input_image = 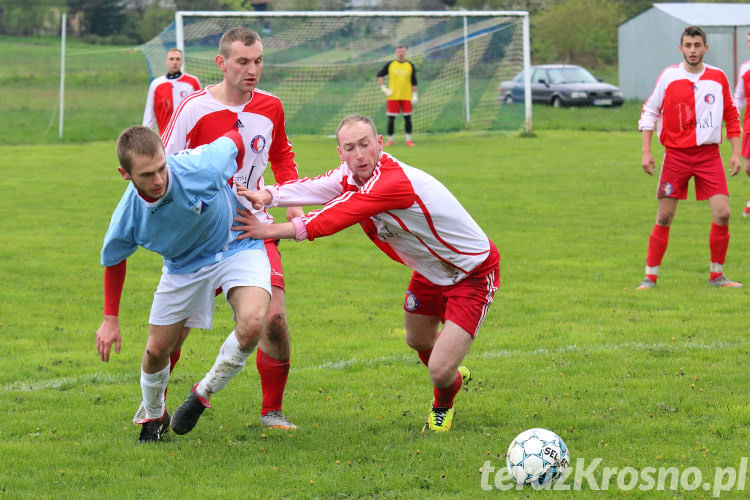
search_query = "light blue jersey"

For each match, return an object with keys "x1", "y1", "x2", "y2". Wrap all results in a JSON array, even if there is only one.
[{"x1": 101, "y1": 136, "x2": 263, "y2": 274}]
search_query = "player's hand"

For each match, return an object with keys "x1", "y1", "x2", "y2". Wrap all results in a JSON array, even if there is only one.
[
  {"x1": 286, "y1": 206, "x2": 304, "y2": 221},
  {"x1": 233, "y1": 208, "x2": 267, "y2": 240},
  {"x1": 411, "y1": 92, "x2": 418, "y2": 104},
  {"x1": 642, "y1": 152, "x2": 655, "y2": 175},
  {"x1": 729, "y1": 152, "x2": 741, "y2": 177},
  {"x1": 236, "y1": 185, "x2": 272, "y2": 209},
  {"x1": 380, "y1": 85, "x2": 393, "y2": 97},
  {"x1": 96, "y1": 315, "x2": 121, "y2": 362}
]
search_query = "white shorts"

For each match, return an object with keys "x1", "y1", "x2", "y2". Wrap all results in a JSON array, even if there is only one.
[{"x1": 149, "y1": 249, "x2": 271, "y2": 329}]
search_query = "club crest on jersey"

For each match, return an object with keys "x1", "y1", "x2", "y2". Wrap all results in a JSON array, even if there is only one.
[
  {"x1": 658, "y1": 182, "x2": 674, "y2": 198},
  {"x1": 191, "y1": 199, "x2": 208, "y2": 215},
  {"x1": 404, "y1": 290, "x2": 419, "y2": 312},
  {"x1": 704, "y1": 94, "x2": 715, "y2": 104},
  {"x1": 250, "y1": 135, "x2": 266, "y2": 153}
]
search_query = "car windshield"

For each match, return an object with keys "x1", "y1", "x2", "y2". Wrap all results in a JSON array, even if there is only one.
[{"x1": 546, "y1": 67, "x2": 598, "y2": 84}]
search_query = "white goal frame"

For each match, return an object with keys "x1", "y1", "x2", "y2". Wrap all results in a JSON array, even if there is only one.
[{"x1": 174, "y1": 10, "x2": 532, "y2": 133}]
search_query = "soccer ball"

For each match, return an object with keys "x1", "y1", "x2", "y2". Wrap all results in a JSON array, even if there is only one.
[{"x1": 506, "y1": 428, "x2": 570, "y2": 487}]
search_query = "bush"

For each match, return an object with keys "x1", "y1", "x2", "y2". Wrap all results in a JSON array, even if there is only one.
[{"x1": 532, "y1": 0, "x2": 623, "y2": 68}]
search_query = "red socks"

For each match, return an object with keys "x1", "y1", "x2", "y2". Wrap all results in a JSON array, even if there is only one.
[
  {"x1": 417, "y1": 348, "x2": 432, "y2": 366},
  {"x1": 256, "y1": 348, "x2": 290, "y2": 416},
  {"x1": 418, "y1": 348, "x2": 463, "y2": 408},
  {"x1": 433, "y1": 371, "x2": 463, "y2": 408},
  {"x1": 169, "y1": 349, "x2": 181, "y2": 373},
  {"x1": 646, "y1": 224, "x2": 670, "y2": 282},
  {"x1": 709, "y1": 223, "x2": 729, "y2": 281}
]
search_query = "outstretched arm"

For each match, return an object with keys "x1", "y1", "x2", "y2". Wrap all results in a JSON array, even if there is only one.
[
  {"x1": 236, "y1": 185, "x2": 272, "y2": 209},
  {"x1": 233, "y1": 208, "x2": 297, "y2": 240}
]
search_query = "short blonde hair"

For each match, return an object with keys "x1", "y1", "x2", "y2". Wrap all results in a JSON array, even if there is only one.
[
  {"x1": 336, "y1": 114, "x2": 378, "y2": 143},
  {"x1": 116, "y1": 126, "x2": 164, "y2": 174},
  {"x1": 219, "y1": 27, "x2": 262, "y2": 58}
]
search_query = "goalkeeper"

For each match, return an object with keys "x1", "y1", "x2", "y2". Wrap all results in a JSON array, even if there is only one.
[
  {"x1": 232, "y1": 114, "x2": 500, "y2": 434},
  {"x1": 377, "y1": 45, "x2": 418, "y2": 147}
]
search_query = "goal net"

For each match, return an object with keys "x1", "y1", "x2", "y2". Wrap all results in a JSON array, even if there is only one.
[{"x1": 138, "y1": 11, "x2": 530, "y2": 135}]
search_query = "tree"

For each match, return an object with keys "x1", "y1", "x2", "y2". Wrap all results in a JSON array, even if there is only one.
[
  {"x1": 67, "y1": 0, "x2": 125, "y2": 37},
  {"x1": 532, "y1": 0, "x2": 623, "y2": 68}
]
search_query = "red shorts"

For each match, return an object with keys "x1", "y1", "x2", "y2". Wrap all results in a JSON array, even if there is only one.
[
  {"x1": 742, "y1": 133, "x2": 750, "y2": 159},
  {"x1": 265, "y1": 239, "x2": 285, "y2": 290},
  {"x1": 386, "y1": 100, "x2": 413, "y2": 116},
  {"x1": 403, "y1": 242, "x2": 500, "y2": 337},
  {"x1": 657, "y1": 145, "x2": 728, "y2": 200}
]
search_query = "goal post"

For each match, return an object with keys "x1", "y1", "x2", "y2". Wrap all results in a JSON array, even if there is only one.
[{"x1": 138, "y1": 10, "x2": 531, "y2": 135}]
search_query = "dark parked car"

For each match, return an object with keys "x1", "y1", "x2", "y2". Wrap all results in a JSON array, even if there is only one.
[{"x1": 499, "y1": 64, "x2": 624, "y2": 107}]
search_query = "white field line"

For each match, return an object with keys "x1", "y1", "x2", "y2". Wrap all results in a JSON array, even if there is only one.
[{"x1": 2, "y1": 339, "x2": 744, "y2": 393}]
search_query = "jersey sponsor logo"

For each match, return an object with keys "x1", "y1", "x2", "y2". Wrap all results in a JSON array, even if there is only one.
[
  {"x1": 151, "y1": 195, "x2": 174, "y2": 214},
  {"x1": 694, "y1": 111, "x2": 714, "y2": 129},
  {"x1": 704, "y1": 93, "x2": 715, "y2": 104},
  {"x1": 404, "y1": 290, "x2": 419, "y2": 311},
  {"x1": 250, "y1": 134, "x2": 266, "y2": 153},
  {"x1": 676, "y1": 104, "x2": 714, "y2": 131},
  {"x1": 233, "y1": 119, "x2": 244, "y2": 130},
  {"x1": 658, "y1": 182, "x2": 674, "y2": 198}
]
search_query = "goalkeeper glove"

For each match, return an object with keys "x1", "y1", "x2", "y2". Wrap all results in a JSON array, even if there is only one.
[
  {"x1": 411, "y1": 92, "x2": 418, "y2": 104},
  {"x1": 380, "y1": 85, "x2": 393, "y2": 97}
]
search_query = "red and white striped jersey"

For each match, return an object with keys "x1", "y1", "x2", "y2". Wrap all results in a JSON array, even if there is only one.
[
  {"x1": 161, "y1": 86, "x2": 298, "y2": 224},
  {"x1": 733, "y1": 59, "x2": 750, "y2": 131},
  {"x1": 142, "y1": 73, "x2": 201, "y2": 134},
  {"x1": 267, "y1": 153, "x2": 492, "y2": 286},
  {"x1": 639, "y1": 62, "x2": 740, "y2": 148}
]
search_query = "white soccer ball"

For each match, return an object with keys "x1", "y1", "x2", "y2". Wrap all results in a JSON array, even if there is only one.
[{"x1": 506, "y1": 428, "x2": 570, "y2": 487}]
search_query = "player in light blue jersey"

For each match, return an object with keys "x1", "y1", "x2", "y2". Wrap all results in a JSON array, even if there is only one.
[{"x1": 96, "y1": 126, "x2": 272, "y2": 442}]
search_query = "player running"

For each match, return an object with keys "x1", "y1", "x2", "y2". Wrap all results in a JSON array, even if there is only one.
[
  {"x1": 637, "y1": 25, "x2": 742, "y2": 289},
  {"x1": 159, "y1": 27, "x2": 301, "y2": 430},
  {"x1": 233, "y1": 114, "x2": 499, "y2": 433},
  {"x1": 96, "y1": 126, "x2": 271, "y2": 442}
]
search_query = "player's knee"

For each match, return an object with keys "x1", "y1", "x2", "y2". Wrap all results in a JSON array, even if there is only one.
[
  {"x1": 264, "y1": 310, "x2": 289, "y2": 344},
  {"x1": 714, "y1": 210, "x2": 730, "y2": 225},
  {"x1": 655, "y1": 212, "x2": 674, "y2": 226},
  {"x1": 428, "y1": 363, "x2": 456, "y2": 387},
  {"x1": 235, "y1": 314, "x2": 265, "y2": 349},
  {"x1": 143, "y1": 343, "x2": 171, "y2": 364},
  {"x1": 404, "y1": 333, "x2": 431, "y2": 352}
]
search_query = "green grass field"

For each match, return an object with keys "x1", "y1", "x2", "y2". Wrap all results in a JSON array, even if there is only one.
[
  {"x1": 2, "y1": 35, "x2": 750, "y2": 498},
  {"x1": 3, "y1": 130, "x2": 750, "y2": 498}
]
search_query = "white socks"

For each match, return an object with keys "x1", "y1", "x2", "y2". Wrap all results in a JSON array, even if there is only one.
[
  {"x1": 140, "y1": 364, "x2": 170, "y2": 420},
  {"x1": 196, "y1": 330, "x2": 254, "y2": 400}
]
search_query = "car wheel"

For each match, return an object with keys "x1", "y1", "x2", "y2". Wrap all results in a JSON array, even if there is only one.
[
  {"x1": 504, "y1": 95, "x2": 514, "y2": 104},
  {"x1": 551, "y1": 96, "x2": 562, "y2": 108}
]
